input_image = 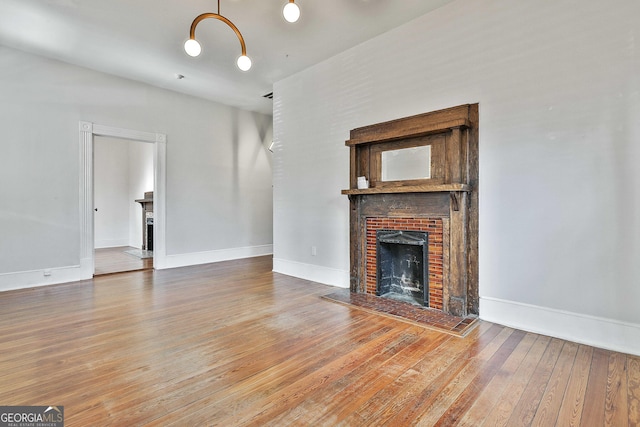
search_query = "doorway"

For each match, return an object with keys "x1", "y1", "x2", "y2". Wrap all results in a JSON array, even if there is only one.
[
  {"x1": 94, "y1": 136, "x2": 154, "y2": 275},
  {"x1": 78, "y1": 122, "x2": 167, "y2": 278}
]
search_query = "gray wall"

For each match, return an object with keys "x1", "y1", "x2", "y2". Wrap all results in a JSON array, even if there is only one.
[
  {"x1": 272, "y1": 0, "x2": 640, "y2": 353},
  {"x1": 0, "y1": 45, "x2": 273, "y2": 282}
]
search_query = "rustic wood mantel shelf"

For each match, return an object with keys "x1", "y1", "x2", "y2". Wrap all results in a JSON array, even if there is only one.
[{"x1": 341, "y1": 183, "x2": 470, "y2": 195}]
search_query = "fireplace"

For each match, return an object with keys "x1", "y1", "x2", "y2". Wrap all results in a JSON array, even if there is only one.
[
  {"x1": 376, "y1": 230, "x2": 429, "y2": 306},
  {"x1": 366, "y1": 217, "x2": 444, "y2": 309},
  {"x1": 342, "y1": 103, "x2": 479, "y2": 317}
]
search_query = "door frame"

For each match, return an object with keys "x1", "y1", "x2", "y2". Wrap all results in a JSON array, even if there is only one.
[{"x1": 79, "y1": 121, "x2": 167, "y2": 276}]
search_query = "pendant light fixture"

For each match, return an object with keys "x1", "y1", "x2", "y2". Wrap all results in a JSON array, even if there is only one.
[
  {"x1": 184, "y1": 0, "x2": 251, "y2": 71},
  {"x1": 282, "y1": 0, "x2": 300, "y2": 23}
]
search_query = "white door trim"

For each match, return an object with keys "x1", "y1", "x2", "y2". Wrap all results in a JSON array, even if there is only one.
[{"x1": 79, "y1": 121, "x2": 167, "y2": 276}]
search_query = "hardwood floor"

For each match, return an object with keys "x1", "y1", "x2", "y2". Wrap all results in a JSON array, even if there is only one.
[
  {"x1": 94, "y1": 246, "x2": 153, "y2": 275},
  {"x1": 0, "y1": 256, "x2": 637, "y2": 426}
]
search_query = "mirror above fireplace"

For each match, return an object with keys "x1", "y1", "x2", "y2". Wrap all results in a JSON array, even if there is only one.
[{"x1": 381, "y1": 145, "x2": 431, "y2": 182}]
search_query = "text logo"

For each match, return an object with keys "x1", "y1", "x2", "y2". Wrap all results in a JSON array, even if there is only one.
[{"x1": 0, "y1": 406, "x2": 64, "y2": 427}]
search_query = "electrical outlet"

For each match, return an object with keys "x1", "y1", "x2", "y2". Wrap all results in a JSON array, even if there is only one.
[
  {"x1": 311, "y1": 246, "x2": 317, "y2": 256},
  {"x1": 43, "y1": 269, "x2": 52, "y2": 277}
]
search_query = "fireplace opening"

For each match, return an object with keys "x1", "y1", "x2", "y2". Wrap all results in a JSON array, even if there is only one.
[{"x1": 376, "y1": 230, "x2": 429, "y2": 307}]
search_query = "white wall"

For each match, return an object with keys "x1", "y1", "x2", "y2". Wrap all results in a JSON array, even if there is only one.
[
  {"x1": 273, "y1": 0, "x2": 640, "y2": 354},
  {"x1": 93, "y1": 136, "x2": 154, "y2": 249},
  {"x1": 94, "y1": 137, "x2": 131, "y2": 248},
  {"x1": 0, "y1": 45, "x2": 273, "y2": 288},
  {"x1": 127, "y1": 139, "x2": 154, "y2": 249}
]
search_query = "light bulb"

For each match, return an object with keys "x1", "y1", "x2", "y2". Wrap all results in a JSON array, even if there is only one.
[
  {"x1": 184, "y1": 39, "x2": 202, "y2": 57},
  {"x1": 283, "y1": 2, "x2": 300, "y2": 23},
  {"x1": 237, "y1": 55, "x2": 252, "y2": 71}
]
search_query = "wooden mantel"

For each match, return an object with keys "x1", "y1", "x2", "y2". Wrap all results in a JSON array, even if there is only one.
[
  {"x1": 341, "y1": 183, "x2": 470, "y2": 196},
  {"x1": 343, "y1": 104, "x2": 479, "y2": 317},
  {"x1": 345, "y1": 118, "x2": 471, "y2": 146}
]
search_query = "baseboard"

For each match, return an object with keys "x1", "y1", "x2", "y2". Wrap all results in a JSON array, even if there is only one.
[
  {"x1": 272, "y1": 258, "x2": 349, "y2": 288},
  {"x1": 94, "y1": 239, "x2": 130, "y2": 249},
  {"x1": 0, "y1": 257, "x2": 93, "y2": 292},
  {"x1": 480, "y1": 296, "x2": 640, "y2": 356},
  {"x1": 156, "y1": 245, "x2": 273, "y2": 270},
  {"x1": 0, "y1": 247, "x2": 272, "y2": 292}
]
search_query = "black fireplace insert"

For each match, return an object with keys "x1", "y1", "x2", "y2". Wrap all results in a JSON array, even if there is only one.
[{"x1": 376, "y1": 230, "x2": 429, "y2": 307}]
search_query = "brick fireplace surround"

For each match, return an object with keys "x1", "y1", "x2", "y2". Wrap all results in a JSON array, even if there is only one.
[
  {"x1": 342, "y1": 104, "x2": 479, "y2": 318},
  {"x1": 366, "y1": 217, "x2": 444, "y2": 310}
]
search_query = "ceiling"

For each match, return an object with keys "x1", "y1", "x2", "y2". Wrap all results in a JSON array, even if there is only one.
[{"x1": 0, "y1": 0, "x2": 453, "y2": 114}]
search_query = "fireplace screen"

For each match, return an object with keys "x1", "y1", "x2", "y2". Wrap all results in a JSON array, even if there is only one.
[{"x1": 376, "y1": 230, "x2": 429, "y2": 306}]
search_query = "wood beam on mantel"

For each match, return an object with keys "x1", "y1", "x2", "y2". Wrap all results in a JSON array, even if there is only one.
[
  {"x1": 346, "y1": 118, "x2": 471, "y2": 146},
  {"x1": 341, "y1": 183, "x2": 470, "y2": 196}
]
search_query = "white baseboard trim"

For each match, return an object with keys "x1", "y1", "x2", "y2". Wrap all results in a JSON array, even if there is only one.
[
  {"x1": 156, "y1": 244, "x2": 273, "y2": 270},
  {"x1": 480, "y1": 296, "x2": 640, "y2": 356},
  {"x1": 94, "y1": 239, "x2": 130, "y2": 249},
  {"x1": 0, "y1": 258, "x2": 93, "y2": 292},
  {"x1": 272, "y1": 258, "x2": 349, "y2": 288}
]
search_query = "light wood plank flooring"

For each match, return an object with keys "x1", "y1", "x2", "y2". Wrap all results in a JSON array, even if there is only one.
[
  {"x1": 0, "y1": 256, "x2": 638, "y2": 426},
  {"x1": 94, "y1": 246, "x2": 153, "y2": 275}
]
